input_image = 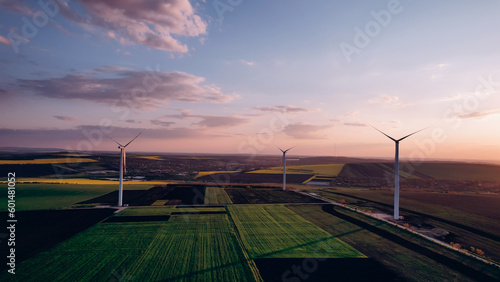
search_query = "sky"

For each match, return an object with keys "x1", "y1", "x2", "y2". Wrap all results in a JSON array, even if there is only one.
[{"x1": 0, "y1": 0, "x2": 499, "y2": 162}]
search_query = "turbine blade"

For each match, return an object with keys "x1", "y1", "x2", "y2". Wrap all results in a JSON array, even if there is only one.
[
  {"x1": 369, "y1": 124, "x2": 397, "y2": 142},
  {"x1": 284, "y1": 146, "x2": 295, "y2": 153},
  {"x1": 106, "y1": 135, "x2": 123, "y2": 147},
  {"x1": 276, "y1": 145, "x2": 285, "y2": 153},
  {"x1": 124, "y1": 132, "x2": 142, "y2": 147},
  {"x1": 398, "y1": 127, "x2": 430, "y2": 142}
]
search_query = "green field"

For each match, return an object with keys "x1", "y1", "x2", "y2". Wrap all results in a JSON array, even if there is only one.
[
  {"x1": 205, "y1": 187, "x2": 232, "y2": 204},
  {"x1": 316, "y1": 187, "x2": 500, "y2": 237},
  {"x1": 113, "y1": 206, "x2": 176, "y2": 217},
  {"x1": 5, "y1": 212, "x2": 259, "y2": 282},
  {"x1": 228, "y1": 205, "x2": 364, "y2": 258},
  {"x1": 412, "y1": 163, "x2": 500, "y2": 181},
  {"x1": 0, "y1": 183, "x2": 154, "y2": 211},
  {"x1": 288, "y1": 204, "x2": 492, "y2": 281},
  {"x1": 249, "y1": 164, "x2": 344, "y2": 177}
]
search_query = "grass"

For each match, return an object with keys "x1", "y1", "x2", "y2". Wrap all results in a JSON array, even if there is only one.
[
  {"x1": 0, "y1": 183, "x2": 153, "y2": 211},
  {"x1": 413, "y1": 163, "x2": 500, "y2": 181},
  {"x1": 289, "y1": 204, "x2": 500, "y2": 281},
  {"x1": 114, "y1": 206, "x2": 176, "y2": 217},
  {"x1": 4, "y1": 214, "x2": 260, "y2": 281},
  {"x1": 315, "y1": 187, "x2": 500, "y2": 262},
  {"x1": 227, "y1": 205, "x2": 364, "y2": 259},
  {"x1": 0, "y1": 158, "x2": 97, "y2": 165},
  {"x1": 318, "y1": 187, "x2": 500, "y2": 237},
  {"x1": 205, "y1": 187, "x2": 233, "y2": 204},
  {"x1": 249, "y1": 164, "x2": 344, "y2": 177}
]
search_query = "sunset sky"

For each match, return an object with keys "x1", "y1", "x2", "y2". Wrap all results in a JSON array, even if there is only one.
[{"x1": 1, "y1": 0, "x2": 499, "y2": 162}]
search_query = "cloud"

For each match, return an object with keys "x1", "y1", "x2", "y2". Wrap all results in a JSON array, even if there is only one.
[
  {"x1": 0, "y1": 35, "x2": 11, "y2": 46},
  {"x1": 15, "y1": 69, "x2": 236, "y2": 109},
  {"x1": 239, "y1": 60, "x2": 255, "y2": 66},
  {"x1": 344, "y1": 122, "x2": 367, "y2": 127},
  {"x1": 458, "y1": 110, "x2": 500, "y2": 119},
  {"x1": 92, "y1": 66, "x2": 131, "y2": 73},
  {"x1": 0, "y1": 1, "x2": 34, "y2": 15},
  {"x1": 53, "y1": 115, "x2": 80, "y2": 122},
  {"x1": 0, "y1": 125, "x2": 205, "y2": 148},
  {"x1": 150, "y1": 120, "x2": 175, "y2": 127},
  {"x1": 125, "y1": 119, "x2": 141, "y2": 124},
  {"x1": 283, "y1": 122, "x2": 332, "y2": 139},
  {"x1": 368, "y1": 94, "x2": 406, "y2": 107},
  {"x1": 342, "y1": 111, "x2": 359, "y2": 118},
  {"x1": 162, "y1": 111, "x2": 249, "y2": 128},
  {"x1": 58, "y1": 0, "x2": 207, "y2": 53},
  {"x1": 255, "y1": 105, "x2": 318, "y2": 114},
  {"x1": 194, "y1": 116, "x2": 249, "y2": 128}
]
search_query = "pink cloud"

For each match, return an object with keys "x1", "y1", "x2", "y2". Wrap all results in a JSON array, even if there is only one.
[
  {"x1": 15, "y1": 69, "x2": 237, "y2": 109},
  {"x1": 59, "y1": 0, "x2": 207, "y2": 53},
  {"x1": 0, "y1": 35, "x2": 11, "y2": 46},
  {"x1": 284, "y1": 122, "x2": 332, "y2": 139}
]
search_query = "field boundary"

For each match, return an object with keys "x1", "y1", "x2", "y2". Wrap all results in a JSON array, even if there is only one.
[
  {"x1": 326, "y1": 190, "x2": 500, "y2": 241},
  {"x1": 225, "y1": 206, "x2": 264, "y2": 282},
  {"x1": 322, "y1": 205, "x2": 499, "y2": 281}
]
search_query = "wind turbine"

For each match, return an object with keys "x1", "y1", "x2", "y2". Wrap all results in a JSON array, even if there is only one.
[
  {"x1": 108, "y1": 133, "x2": 141, "y2": 207},
  {"x1": 278, "y1": 146, "x2": 295, "y2": 191},
  {"x1": 370, "y1": 125, "x2": 427, "y2": 220}
]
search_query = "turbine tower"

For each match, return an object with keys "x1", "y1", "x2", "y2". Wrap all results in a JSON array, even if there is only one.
[
  {"x1": 109, "y1": 133, "x2": 141, "y2": 207},
  {"x1": 278, "y1": 146, "x2": 294, "y2": 191},
  {"x1": 371, "y1": 126, "x2": 427, "y2": 220}
]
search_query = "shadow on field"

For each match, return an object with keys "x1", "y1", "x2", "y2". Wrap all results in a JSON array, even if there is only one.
[
  {"x1": 322, "y1": 205, "x2": 498, "y2": 282},
  {"x1": 0, "y1": 209, "x2": 116, "y2": 272},
  {"x1": 77, "y1": 184, "x2": 207, "y2": 206},
  {"x1": 225, "y1": 187, "x2": 326, "y2": 204},
  {"x1": 104, "y1": 215, "x2": 171, "y2": 222},
  {"x1": 254, "y1": 258, "x2": 401, "y2": 282},
  {"x1": 326, "y1": 191, "x2": 500, "y2": 241}
]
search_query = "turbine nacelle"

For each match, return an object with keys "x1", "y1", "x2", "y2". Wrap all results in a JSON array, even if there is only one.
[
  {"x1": 106, "y1": 132, "x2": 142, "y2": 207},
  {"x1": 370, "y1": 124, "x2": 428, "y2": 220}
]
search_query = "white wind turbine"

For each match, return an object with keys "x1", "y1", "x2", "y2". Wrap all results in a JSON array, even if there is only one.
[
  {"x1": 371, "y1": 125, "x2": 427, "y2": 220},
  {"x1": 278, "y1": 146, "x2": 295, "y2": 191},
  {"x1": 109, "y1": 133, "x2": 141, "y2": 207}
]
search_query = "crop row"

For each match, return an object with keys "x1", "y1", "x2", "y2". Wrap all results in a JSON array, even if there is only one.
[
  {"x1": 227, "y1": 205, "x2": 364, "y2": 259},
  {"x1": 205, "y1": 187, "x2": 233, "y2": 204},
  {"x1": 3, "y1": 214, "x2": 257, "y2": 281}
]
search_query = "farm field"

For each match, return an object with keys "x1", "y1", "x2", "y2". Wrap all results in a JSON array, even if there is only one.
[
  {"x1": 227, "y1": 205, "x2": 364, "y2": 259},
  {"x1": 0, "y1": 183, "x2": 149, "y2": 211},
  {"x1": 248, "y1": 164, "x2": 345, "y2": 177},
  {"x1": 204, "y1": 187, "x2": 233, "y2": 204},
  {"x1": 317, "y1": 187, "x2": 500, "y2": 237},
  {"x1": 412, "y1": 163, "x2": 500, "y2": 181},
  {"x1": 289, "y1": 204, "x2": 500, "y2": 281},
  {"x1": 3, "y1": 211, "x2": 259, "y2": 282},
  {"x1": 0, "y1": 209, "x2": 116, "y2": 272},
  {"x1": 314, "y1": 187, "x2": 500, "y2": 263},
  {"x1": 224, "y1": 186, "x2": 325, "y2": 204}
]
